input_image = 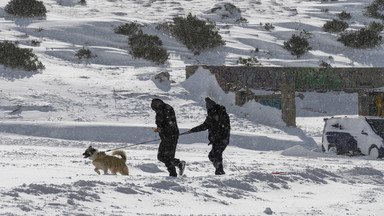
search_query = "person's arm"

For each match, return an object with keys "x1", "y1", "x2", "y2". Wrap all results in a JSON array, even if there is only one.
[
  {"x1": 189, "y1": 116, "x2": 211, "y2": 133},
  {"x1": 155, "y1": 110, "x2": 166, "y2": 133}
]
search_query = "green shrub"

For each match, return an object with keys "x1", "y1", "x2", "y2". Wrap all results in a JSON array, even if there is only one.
[
  {"x1": 365, "y1": 0, "x2": 384, "y2": 20},
  {"x1": 0, "y1": 41, "x2": 45, "y2": 71},
  {"x1": 235, "y1": 17, "x2": 248, "y2": 24},
  {"x1": 368, "y1": 21, "x2": 384, "y2": 33},
  {"x1": 160, "y1": 13, "x2": 225, "y2": 53},
  {"x1": 250, "y1": 48, "x2": 259, "y2": 53},
  {"x1": 211, "y1": 3, "x2": 241, "y2": 19},
  {"x1": 321, "y1": 8, "x2": 329, "y2": 13},
  {"x1": 319, "y1": 61, "x2": 332, "y2": 68},
  {"x1": 338, "y1": 11, "x2": 351, "y2": 20},
  {"x1": 264, "y1": 23, "x2": 275, "y2": 31},
  {"x1": 223, "y1": 3, "x2": 241, "y2": 14},
  {"x1": 237, "y1": 57, "x2": 260, "y2": 67},
  {"x1": 114, "y1": 22, "x2": 140, "y2": 36},
  {"x1": 31, "y1": 40, "x2": 41, "y2": 46},
  {"x1": 5, "y1": 0, "x2": 46, "y2": 17},
  {"x1": 337, "y1": 22, "x2": 383, "y2": 48},
  {"x1": 128, "y1": 33, "x2": 169, "y2": 64},
  {"x1": 75, "y1": 48, "x2": 96, "y2": 60},
  {"x1": 322, "y1": 19, "x2": 349, "y2": 33},
  {"x1": 156, "y1": 21, "x2": 173, "y2": 33},
  {"x1": 283, "y1": 33, "x2": 312, "y2": 58}
]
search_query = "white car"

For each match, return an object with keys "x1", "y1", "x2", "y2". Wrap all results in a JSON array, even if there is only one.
[{"x1": 322, "y1": 115, "x2": 384, "y2": 159}]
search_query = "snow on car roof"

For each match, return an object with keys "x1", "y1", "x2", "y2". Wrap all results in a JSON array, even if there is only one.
[{"x1": 327, "y1": 115, "x2": 384, "y2": 119}]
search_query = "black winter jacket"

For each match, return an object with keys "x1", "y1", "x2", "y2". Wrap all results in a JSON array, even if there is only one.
[
  {"x1": 191, "y1": 104, "x2": 230, "y2": 146},
  {"x1": 151, "y1": 99, "x2": 179, "y2": 140}
]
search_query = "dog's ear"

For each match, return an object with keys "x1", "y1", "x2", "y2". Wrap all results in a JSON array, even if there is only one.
[{"x1": 88, "y1": 145, "x2": 92, "y2": 148}]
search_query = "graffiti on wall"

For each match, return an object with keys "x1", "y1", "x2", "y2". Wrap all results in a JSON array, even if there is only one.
[
  {"x1": 254, "y1": 94, "x2": 282, "y2": 110},
  {"x1": 258, "y1": 98, "x2": 282, "y2": 110},
  {"x1": 289, "y1": 68, "x2": 342, "y2": 90},
  {"x1": 211, "y1": 67, "x2": 343, "y2": 91},
  {"x1": 374, "y1": 94, "x2": 384, "y2": 116}
]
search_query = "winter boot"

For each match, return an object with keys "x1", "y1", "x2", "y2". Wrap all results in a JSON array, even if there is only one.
[
  {"x1": 168, "y1": 166, "x2": 177, "y2": 177},
  {"x1": 214, "y1": 163, "x2": 225, "y2": 175},
  {"x1": 178, "y1": 161, "x2": 186, "y2": 176}
]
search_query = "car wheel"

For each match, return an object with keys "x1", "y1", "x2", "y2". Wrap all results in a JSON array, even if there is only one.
[
  {"x1": 368, "y1": 145, "x2": 379, "y2": 159},
  {"x1": 328, "y1": 143, "x2": 337, "y2": 154}
]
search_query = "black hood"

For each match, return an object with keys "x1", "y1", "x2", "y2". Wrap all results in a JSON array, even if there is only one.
[
  {"x1": 205, "y1": 97, "x2": 217, "y2": 110},
  {"x1": 151, "y1": 98, "x2": 165, "y2": 112}
]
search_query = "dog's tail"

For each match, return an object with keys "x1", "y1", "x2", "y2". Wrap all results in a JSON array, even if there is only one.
[{"x1": 111, "y1": 150, "x2": 127, "y2": 161}]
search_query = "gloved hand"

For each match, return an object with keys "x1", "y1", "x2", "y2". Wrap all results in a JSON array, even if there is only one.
[
  {"x1": 180, "y1": 130, "x2": 192, "y2": 135},
  {"x1": 152, "y1": 128, "x2": 159, "y2": 133}
]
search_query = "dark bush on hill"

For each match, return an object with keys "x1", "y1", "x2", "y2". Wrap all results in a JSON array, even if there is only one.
[
  {"x1": 323, "y1": 19, "x2": 349, "y2": 33},
  {"x1": 0, "y1": 41, "x2": 45, "y2": 71},
  {"x1": 157, "y1": 13, "x2": 225, "y2": 54},
  {"x1": 128, "y1": 33, "x2": 169, "y2": 64},
  {"x1": 365, "y1": 0, "x2": 384, "y2": 20},
  {"x1": 5, "y1": 0, "x2": 46, "y2": 17},
  {"x1": 114, "y1": 23, "x2": 140, "y2": 36},
  {"x1": 338, "y1": 22, "x2": 383, "y2": 48},
  {"x1": 338, "y1": 11, "x2": 351, "y2": 20},
  {"x1": 284, "y1": 33, "x2": 312, "y2": 58}
]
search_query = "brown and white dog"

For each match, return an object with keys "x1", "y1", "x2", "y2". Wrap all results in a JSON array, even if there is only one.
[{"x1": 83, "y1": 146, "x2": 129, "y2": 175}]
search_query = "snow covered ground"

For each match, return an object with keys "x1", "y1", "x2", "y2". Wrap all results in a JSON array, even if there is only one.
[{"x1": 0, "y1": 0, "x2": 383, "y2": 215}]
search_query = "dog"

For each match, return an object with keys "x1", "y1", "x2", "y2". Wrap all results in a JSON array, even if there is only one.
[{"x1": 83, "y1": 146, "x2": 129, "y2": 175}]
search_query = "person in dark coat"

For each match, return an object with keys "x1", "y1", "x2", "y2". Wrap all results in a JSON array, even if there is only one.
[
  {"x1": 188, "y1": 97, "x2": 230, "y2": 175},
  {"x1": 151, "y1": 98, "x2": 185, "y2": 177}
]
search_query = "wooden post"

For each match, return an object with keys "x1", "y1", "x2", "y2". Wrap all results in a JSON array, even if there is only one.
[
  {"x1": 358, "y1": 90, "x2": 370, "y2": 116},
  {"x1": 281, "y1": 71, "x2": 296, "y2": 127}
]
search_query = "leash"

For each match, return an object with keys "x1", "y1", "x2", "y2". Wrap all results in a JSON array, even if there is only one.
[
  {"x1": 105, "y1": 131, "x2": 191, "y2": 152},
  {"x1": 105, "y1": 138, "x2": 161, "y2": 152},
  {"x1": 223, "y1": 152, "x2": 243, "y2": 175}
]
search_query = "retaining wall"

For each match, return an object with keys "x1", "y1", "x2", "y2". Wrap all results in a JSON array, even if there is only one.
[
  {"x1": 186, "y1": 66, "x2": 384, "y2": 126},
  {"x1": 186, "y1": 66, "x2": 384, "y2": 92}
]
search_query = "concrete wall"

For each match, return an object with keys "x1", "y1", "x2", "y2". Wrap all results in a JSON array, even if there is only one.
[
  {"x1": 186, "y1": 66, "x2": 384, "y2": 126},
  {"x1": 186, "y1": 66, "x2": 384, "y2": 92}
]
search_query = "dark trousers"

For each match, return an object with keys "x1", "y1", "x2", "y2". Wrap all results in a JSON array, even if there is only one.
[
  {"x1": 208, "y1": 143, "x2": 227, "y2": 169},
  {"x1": 158, "y1": 136, "x2": 180, "y2": 176}
]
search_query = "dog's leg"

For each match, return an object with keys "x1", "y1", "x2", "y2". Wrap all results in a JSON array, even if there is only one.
[
  {"x1": 94, "y1": 168, "x2": 101, "y2": 175},
  {"x1": 103, "y1": 168, "x2": 108, "y2": 175},
  {"x1": 122, "y1": 166, "x2": 129, "y2": 175},
  {"x1": 110, "y1": 168, "x2": 117, "y2": 175}
]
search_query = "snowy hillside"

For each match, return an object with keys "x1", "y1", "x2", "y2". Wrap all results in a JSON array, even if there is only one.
[{"x1": 0, "y1": 0, "x2": 383, "y2": 215}]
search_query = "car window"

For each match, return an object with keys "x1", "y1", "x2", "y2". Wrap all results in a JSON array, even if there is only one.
[
  {"x1": 330, "y1": 123, "x2": 343, "y2": 130},
  {"x1": 366, "y1": 119, "x2": 384, "y2": 139}
]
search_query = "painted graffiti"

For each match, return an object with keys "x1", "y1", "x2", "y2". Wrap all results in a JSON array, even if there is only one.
[
  {"x1": 258, "y1": 97, "x2": 282, "y2": 110},
  {"x1": 290, "y1": 68, "x2": 342, "y2": 90},
  {"x1": 374, "y1": 94, "x2": 384, "y2": 116}
]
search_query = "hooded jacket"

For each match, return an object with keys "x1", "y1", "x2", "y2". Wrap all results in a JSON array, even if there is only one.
[
  {"x1": 151, "y1": 98, "x2": 179, "y2": 139},
  {"x1": 191, "y1": 100, "x2": 230, "y2": 146}
]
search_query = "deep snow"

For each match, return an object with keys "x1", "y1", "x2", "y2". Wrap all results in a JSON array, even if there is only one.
[{"x1": 0, "y1": 0, "x2": 384, "y2": 215}]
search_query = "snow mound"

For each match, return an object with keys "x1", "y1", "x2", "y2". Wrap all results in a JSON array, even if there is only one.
[
  {"x1": 182, "y1": 66, "x2": 285, "y2": 126},
  {"x1": 204, "y1": 2, "x2": 242, "y2": 22},
  {"x1": 281, "y1": 145, "x2": 321, "y2": 157},
  {"x1": 136, "y1": 163, "x2": 163, "y2": 173},
  {"x1": 345, "y1": 167, "x2": 383, "y2": 177}
]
